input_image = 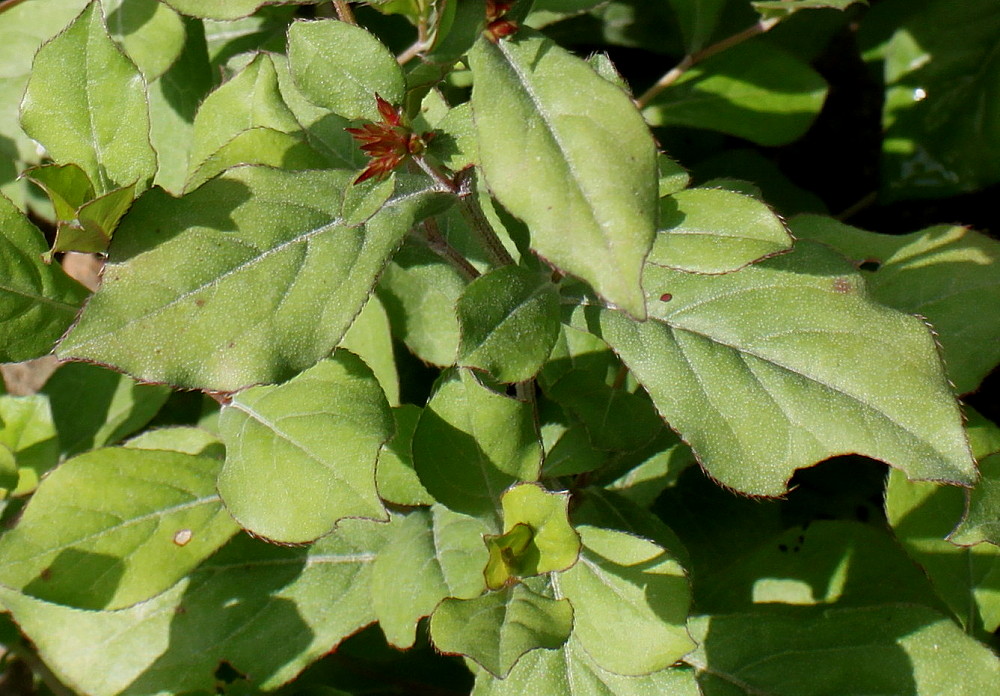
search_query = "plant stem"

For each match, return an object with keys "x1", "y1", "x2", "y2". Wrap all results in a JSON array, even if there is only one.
[
  {"x1": 412, "y1": 153, "x2": 461, "y2": 194},
  {"x1": 635, "y1": 17, "x2": 780, "y2": 109},
  {"x1": 397, "y1": 40, "x2": 427, "y2": 64},
  {"x1": 458, "y1": 182, "x2": 516, "y2": 268},
  {"x1": 333, "y1": 0, "x2": 357, "y2": 24},
  {"x1": 419, "y1": 217, "x2": 481, "y2": 281}
]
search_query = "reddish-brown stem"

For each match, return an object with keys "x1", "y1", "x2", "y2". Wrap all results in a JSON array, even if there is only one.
[
  {"x1": 636, "y1": 17, "x2": 780, "y2": 109},
  {"x1": 419, "y1": 217, "x2": 481, "y2": 281},
  {"x1": 333, "y1": 0, "x2": 357, "y2": 24}
]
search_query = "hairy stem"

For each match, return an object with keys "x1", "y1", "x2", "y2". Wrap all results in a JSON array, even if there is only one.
[
  {"x1": 459, "y1": 183, "x2": 517, "y2": 268},
  {"x1": 419, "y1": 217, "x2": 481, "y2": 281},
  {"x1": 333, "y1": 0, "x2": 357, "y2": 24},
  {"x1": 635, "y1": 17, "x2": 780, "y2": 109}
]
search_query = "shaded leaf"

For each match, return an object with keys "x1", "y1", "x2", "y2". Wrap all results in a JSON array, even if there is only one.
[
  {"x1": 586, "y1": 240, "x2": 975, "y2": 495},
  {"x1": 125, "y1": 425, "x2": 224, "y2": 460},
  {"x1": 651, "y1": 188, "x2": 792, "y2": 274},
  {"x1": 458, "y1": 266, "x2": 561, "y2": 383},
  {"x1": 22, "y1": 163, "x2": 94, "y2": 223},
  {"x1": 754, "y1": 0, "x2": 866, "y2": 20},
  {"x1": 472, "y1": 635, "x2": 701, "y2": 696},
  {"x1": 376, "y1": 404, "x2": 434, "y2": 506},
  {"x1": 430, "y1": 583, "x2": 573, "y2": 678},
  {"x1": 371, "y1": 506, "x2": 489, "y2": 648},
  {"x1": 687, "y1": 605, "x2": 1000, "y2": 695},
  {"x1": 0, "y1": 394, "x2": 58, "y2": 496},
  {"x1": 469, "y1": 30, "x2": 657, "y2": 319},
  {"x1": 218, "y1": 351, "x2": 393, "y2": 544},
  {"x1": 0, "y1": 193, "x2": 88, "y2": 362},
  {"x1": 0, "y1": 520, "x2": 389, "y2": 695},
  {"x1": 41, "y1": 362, "x2": 170, "y2": 458},
  {"x1": 20, "y1": 2, "x2": 156, "y2": 194},
  {"x1": 103, "y1": 0, "x2": 186, "y2": 80},
  {"x1": 643, "y1": 40, "x2": 827, "y2": 147},
  {"x1": 340, "y1": 292, "x2": 400, "y2": 407},
  {"x1": 791, "y1": 215, "x2": 1000, "y2": 394},
  {"x1": 951, "y1": 453, "x2": 1000, "y2": 547},
  {"x1": 54, "y1": 183, "x2": 136, "y2": 255},
  {"x1": 58, "y1": 167, "x2": 447, "y2": 391},
  {"x1": 554, "y1": 526, "x2": 693, "y2": 675},
  {"x1": 287, "y1": 19, "x2": 405, "y2": 121},
  {"x1": 0, "y1": 447, "x2": 238, "y2": 610},
  {"x1": 412, "y1": 369, "x2": 542, "y2": 522},
  {"x1": 162, "y1": 0, "x2": 319, "y2": 20}
]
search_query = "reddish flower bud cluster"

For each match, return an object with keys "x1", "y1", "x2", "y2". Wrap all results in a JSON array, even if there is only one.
[
  {"x1": 486, "y1": 0, "x2": 518, "y2": 42},
  {"x1": 345, "y1": 95, "x2": 427, "y2": 184}
]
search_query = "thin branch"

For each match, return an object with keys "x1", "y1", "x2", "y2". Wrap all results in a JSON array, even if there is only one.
[
  {"x1": 836, "y1": 191, "x2": 878, "y2": 221},
  {"x1": 636, "y1": 17, "x2": 780, "y2": 109},
  {"x1": 458, "y1": 181, "x2": 517, "y2": 268},
  {"x1": 412, "y1": 153, "x2": 461, "y2": 194},
  {"x1": 333, "y1": 0, "x2": 357, "y2": 24},
  {"x1": 397, "y1": 40, "x2": 428, "y2": 65},
  {"x1": 0, "y1": 0, "x2": 29, "y2": 14},
  {"x1": 419, "y1": 217, "x2": 481, "y2": 281}
]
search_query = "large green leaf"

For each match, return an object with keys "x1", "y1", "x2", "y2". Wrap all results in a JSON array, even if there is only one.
[
  {"x1": 643, "y1": 40, "x2": 827, "y2": 147},
  {"x1": 886, "y1": 469, "x2": 1000, "y2": 637},
  {"x1": 791, "y1": 215, "x2": 1000, "y2": 394},
  {"x1": 586, "y1": 240, "x2": 975, "y2": 495},
  {"x1": 186, "y1": 52, "x2": 302, "y2": 185},
  {"x1": 58, "y1": 167, "x2": 447, "y2": 391},
  {"x1": 0, "y1": 520, "x2": 389, "y2": 696},
  {"x1": 412, "y1": 369, "x2": 542, "y2": 522},
  {"x1": 340, "y1": 292, "x2": 400, "y2": 406},
  {"x1": 0, "y1": 447, "x2": 238, "y2": 610},
  {"x1": 472, "y1": 635, "x2": 701, "y2": 696},
  {"x1": 458, "y1": 266, "x2": 561, "y2": 383},
  {"x1": 468, "y1": 30, "x2": 657, "y2": 319},
  {"x1": 430, "y1": 583, "x2": 574, "y2": 678},
  {"x1": 554, "y1": 526, "x2": 693, "y2": 675},
  {"x1": 376, "y1": 404, "x2": 434, "y2": 506},
  {"x1": 860, "y1": 0, "x2": 1000, "y2": 199},
  {"x1": 20, "y1": 2, "x2": 157, "y2": 194},
  {"x1": 687, "y1": 605, "x2": 1000, "y2": 695},
  {"x1": 0, "y1": 193, "x2": 88, "y2": 362},
  {"x1": 103, "y1": 0, "x2": 186, "y2": 80},
  {"x1": 0, "y1": 394, "x2": 58, "y2": 496},
  {"x1": 370, "y1": 506, "x2": 489, "y2": 649},
  {"x1": 287, "y1": 19, "x2": 405, "y2": 121},
  {"x1": 217, "y1": 351, "x2": 394, "y2": 544},
  {"x1": 652, "y1": 188, "x2": 793, "y2": 274},
  {"x1": 41, "y1": 362, "x2": 170, "y2": 457}
]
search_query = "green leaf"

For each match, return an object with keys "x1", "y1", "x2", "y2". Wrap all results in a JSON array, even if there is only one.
[
  {"x1": 41, "y1": 362, "x2": 170, "y2": 458},
  {"x1": 494, "y1": 483, "x2": 580, "y2": 578},
  {"x1": 287, "y1": 19, "x2": 406, "y2": 121},
  {"x1": 458, "y1": 266, "x2": 561, "y2": 383},
  {"x1": 791, "y1": 215, "x2": 1000, "y2": 394},
  {"x1": 753, "y1": 0, "x2": 866, "y2": 20},
  {"x1": 430, "y1": 583, "x2": 574, "y2": 678},
  {"x1": 651, "y1": 188, "x2": 792, "y2": 274},
  {"x1": 0, "y1": 520, "x2": 389, "y2": 695},
  {"x1": 371, "y1": 506, "x2": 490, "y2": 648},
  {"x1": 472, "y1": 636, "x2": 701, "y2": 696},
  {"x1": 218, "y1": 351, "x2": 393, "y2": 544},
  {"x1": 686, "y1": 605, "x2": 1000, "y2": 695},
  {"x1": 103, "y1": 0, "x2": 186, "y2": 80},
  {"x1": 0, "y1": 444, "x2": 16, "y2": 495},
  {"x1": 22, "y1": 163, "x2": 95, "y2": 223},
  {"x1": 554, "y1": 526, "x2": 693, "y2": 676},
  {"x1": 376, "y1": 404, "x2": 434, "y2": 506},
  {"x1": 643, "y1": 40, "x2": 827, "y2": 147},
  {"x1": 0, "y1": 447, "x2": 238, "y2": 610},
  {"x1": 57, "y1": 167, "x2": 446, "y2": 391},
  {"x1": 660, "y1": 0, "x2": 728, "y2": 52},
  {"x1": 184, "y1": 126, "x2": 328, "y2": 193},
  {"x1": 187, "y1": 52, "x2": 302, "y2": 181},
  {"x1": 886, "y1": 469, "x2": 1000, "y2": 636},
  {"x1": 658, "y1": 152, "x2": 690, "y2": 197},
  {"x1": 860, "y1": 0, "x2": 1000, "y2": 199},
  {"x1": 0, "y1": 193, "x2": 88, "y2": 362},
  {"x1": 966, "y1": 406, "x2": 1000, "y2": 460},
  {"x1": 162, "y1": 0, "x2": 318, "y2": 20},
  {"x1": 20, "y1": 2, "x2": 157, "y2": 194},
  {"x1": 55, "y1": 183, "x2": 137, "y2": 255},
  {"x1": 340, "y1": 292, "x2": 400, "y2": 407},
  {"x1": 125, "y1": 425, "x2": 225, "y2": 460},
  {"x1": 0, "y1": 394, "x2": 58, "y2": 497},
  {"x1": 951, "y1": 453, "x2": 1000, "y2": 547},
  {"x1": 377, "y1": 241, "x2": 466, "y2": 366},
  {"x1": 412, "y1": 369, "x2": 542, "y2": 522},
  {"x1": 587, "y1": 240, "x2": 975, "y2": 495},
  {"x1": 468, "y1": 30, "x2": 657, "y2": 319}
]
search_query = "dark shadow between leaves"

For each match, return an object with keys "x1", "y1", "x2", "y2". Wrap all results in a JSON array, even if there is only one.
[{"x1": 123, "y1": 534, "x2": 312, "y2": 693}]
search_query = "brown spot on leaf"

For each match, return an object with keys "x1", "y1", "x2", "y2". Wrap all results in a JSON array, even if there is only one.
[{"x1": 659, "y1": 293, "x2": 673, "y2": 302}]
